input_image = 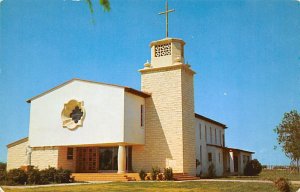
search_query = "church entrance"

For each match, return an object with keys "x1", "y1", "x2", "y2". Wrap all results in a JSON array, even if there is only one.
[
  {"x1": 99, "y1": 147, "x2": 118, "y2": 171},
  {"x1": 75, "y1": 146, "x2": 132, "y2": 173}
]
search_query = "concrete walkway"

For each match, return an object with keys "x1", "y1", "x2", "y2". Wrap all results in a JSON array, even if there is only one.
[
  {"x1": 2, "y1": 179, "x2": 300, "y2": 189},
  {"x1": 1, "y1": 181, "x2": 111, "y2": 189}
]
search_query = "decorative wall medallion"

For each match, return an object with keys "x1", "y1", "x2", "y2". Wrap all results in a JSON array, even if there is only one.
[{"x1": 61, "y1": 100, "x2": 85, "y2": 130}]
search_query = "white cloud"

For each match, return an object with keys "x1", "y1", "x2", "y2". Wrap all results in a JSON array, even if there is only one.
[
  {"x1": 223, "y1": 92, "x2": 227, "y2": 96},
  {"x1": 0, "y1": 0, "x2": 4, "y2": 3}
]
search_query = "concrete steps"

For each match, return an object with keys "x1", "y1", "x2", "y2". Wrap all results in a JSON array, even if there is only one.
[
  {"x1": 72, "y1": 173, "x2": 140, "y2": 182},
  {"x1": 173, "y1": 173, "x2": 200, "y2": 181}
]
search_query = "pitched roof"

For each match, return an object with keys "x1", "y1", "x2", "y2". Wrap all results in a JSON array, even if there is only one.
[
  {"x1": 26, "y1": 78, "x2": 151, "y2": 103},
  {"x1": 7, "y1": 137, "x2": 28, "y2": 148},
  {"x1": 195, "y1": 113, "x2": 227, "y2": 129}
]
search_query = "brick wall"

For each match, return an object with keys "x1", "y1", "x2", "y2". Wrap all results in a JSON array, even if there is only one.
[
  {"x1": 7, "y1": 140, "x2": 28, "y2": 170},
  {"x1": 57, "y1": 147, "x2": 76, "y2": 172},
  {"x1": 31, "y1": 147, "x2": 58, "y2": 170}
]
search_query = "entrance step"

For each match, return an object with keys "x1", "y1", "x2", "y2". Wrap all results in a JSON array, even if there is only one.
[
  {"x1": 173, "y1": 173, "x2": 200, "y2": 181},
  {"x1": 72, "y1": 173, "x2": 139, "y2": 182}
]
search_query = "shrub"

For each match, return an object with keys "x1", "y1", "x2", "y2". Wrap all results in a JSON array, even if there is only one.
[
  {"x1": 164, "y1": 167, "x2": 173, "y2": 180},
  {"x1": 27, "y1": 168, "x2": 41, "y2": 185},
  {"x1": 139, "y1": 170, "x2": 147, "y2": 180},
  {"x1": 151, "y1": 166, "x2": 160, "y2": 180},
  {"x1": 39, "y1": 167, "x2": 57, "y2": 184},
  {"x1": 262, "y1": 165, "x2": 267, "y2": 169},
  {"x1": 244, "y1": 159, "x2": 262, "y2": 176},
  {"x1": 54, "y1": 168, "x2": 72, "y2": 183},
  {"x1": 157, "y1": 173, "x2": 164, "y2": 181},
  {"x1": 0, "y1": 169, "x2": 7, "y2": 185},
  {"x1": 146, "y1": 175, "x2": 150, "y2": 180},
  {"x1": 207, "y1": 163, "x2": 216, "y2": 178},
  {"x1": 0, "y1": 162, "x2": 6, "y2": 171},
  {"x1": 274, "y1": 177, "x2": 291, "y2": 192},
  {"x1": 6, "y1": 169, "x2": 27, "y2": 185}
]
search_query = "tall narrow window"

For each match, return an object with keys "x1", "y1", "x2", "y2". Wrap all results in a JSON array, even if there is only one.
[
  {"x1": 208, "y1": 152, "x2": 212, "y2": 162},
  {"x1": 199, "y1": 124, "x2": 201, "y2": 140},
  {"x1": 140, "y1": 105, "x2": 144, "y2": 127},
  {"x1": 218, "y1": 152, "x2": 221, "y2": 163},
  {"x1": 219, "y1": 130, "x2": 221, "y2": 146},
  {"x1": 222, "y1": 134, "x2": 225, "y2": 147},
  {"x1": 205, "y1": 125, "x2": 207, "y2": 142},
  {"x1": 210, "y1": 127, "x2": 212, "y2": 144},
  {"x1": 67, "y1": 148, "x2": 73, "y2": 160},
  {"x1": 200, "y1": 145, "x2": 202, "y2": 163},
  {"x1": 215, "y1": 129, "x2": 217, "y2": 144}
]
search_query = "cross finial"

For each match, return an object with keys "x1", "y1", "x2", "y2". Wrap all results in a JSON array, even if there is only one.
[{"x1": 158, "y1": 0, "x2": 175, "y2": 38}]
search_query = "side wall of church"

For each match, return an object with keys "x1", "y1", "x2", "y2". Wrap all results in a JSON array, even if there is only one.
[
  {"x1": 7, "y1": 140, "x2": 28, "y2": 171},
  {"x1": 31, "y1": 147, "x2": 59, "y2": 170}
]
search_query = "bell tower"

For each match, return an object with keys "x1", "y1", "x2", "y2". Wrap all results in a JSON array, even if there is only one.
[
  {"x1": 131, "y1": 0, "x2": 196, "y2": 175},
  {"x1": 133, "y1": 37, "x2": 196, "y2": 176}
]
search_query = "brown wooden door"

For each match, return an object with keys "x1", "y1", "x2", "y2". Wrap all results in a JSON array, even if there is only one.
[{"x1": 76, "y1": 147, "x2": 98, "y2": 173}]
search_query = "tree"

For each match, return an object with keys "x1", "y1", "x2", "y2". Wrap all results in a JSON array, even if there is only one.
[
  {"x1": 274, "y1": 110, "x2": 300, "y2": 173},
  {"x1": 86, "y1": 0, "x2": 110, "y2": 14}
]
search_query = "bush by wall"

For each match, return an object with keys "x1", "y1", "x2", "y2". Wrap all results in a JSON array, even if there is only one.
[
  {"x1": 207, "y1": 163, "x2": 216, "y2": 178},
  {"x1": 164, "y1": 167, "x2": 173, "y2": 180},
  {"x1": 139, "y1": 170, "x2": 147, "y2": 180},
  {"x1": 27, "y1": 168, "x2": 41, "y2": 185},
  {"x1": 3, "y1": 167, "x2": 72, "y2": 185},
  {"x1": 274, "y1": 177, "x2": 291, "y2": 192},
  {"x1": 244, "y1": 159, "x2": 262, "y2": 176},
  {"x1": 151, "y1": 166, "x2": 160, "y2": 180},
  {"x1": 6, "y1": 169, "x2": 28, "y2": 185}
]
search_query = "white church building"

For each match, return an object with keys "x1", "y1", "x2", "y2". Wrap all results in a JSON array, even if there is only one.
[{"x1": 7, "y1": 36, "x2": 253, "y2": 179}]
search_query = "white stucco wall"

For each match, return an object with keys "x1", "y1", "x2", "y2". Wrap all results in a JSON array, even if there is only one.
[
  {"x1": 29, "y1": 80, "x2": 127, "y2": 147},
  {"x1": 124, "y1": 92, "x2": 145, "y2": 144},
  {"x1": 195, "y1": 117, "x2": 225, "y2": 176}
]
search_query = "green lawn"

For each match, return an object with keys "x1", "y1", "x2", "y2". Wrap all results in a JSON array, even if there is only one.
[
  {"x1": 224, "y1": 169, "x2": 300, "y2": 181},
  {"x1": 2, "y1": 181, "x2": 300, "y2": 192}
]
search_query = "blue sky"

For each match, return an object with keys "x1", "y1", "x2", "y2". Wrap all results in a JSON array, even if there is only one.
[{"x1": 0, "y1": 0, "x2": 299, "y2": 165}]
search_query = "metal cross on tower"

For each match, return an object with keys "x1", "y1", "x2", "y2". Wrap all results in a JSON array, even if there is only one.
[{"x1": 158, "y1": 0, "x2": 175, "y2": 38}]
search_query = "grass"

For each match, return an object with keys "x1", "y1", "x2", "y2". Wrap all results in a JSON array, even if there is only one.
[
  {"x1": 223, "y1": 169, "x2": 300, "y2": 181},
  {"x1": 2, "y1": 181, "x2": 300, "y2": 192}
]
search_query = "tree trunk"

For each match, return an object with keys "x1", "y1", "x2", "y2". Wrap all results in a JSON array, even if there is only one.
[{"x1": 297, "y1": 159, "x2": 299, "y2": 173}]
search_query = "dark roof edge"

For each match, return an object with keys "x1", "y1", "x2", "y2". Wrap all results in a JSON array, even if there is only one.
[
  {"x1": 7, "y1": 137, "x2": 28, "y2": 148},
  {"x1": 195, "y1": 113, "x2": 227, "y2": 128},
  {"x1": 26, "y1": 78, "x2": 151, "y2": 103},
  {"x1": 207, "y1": 144, "x2": 254, "y2": 154}
]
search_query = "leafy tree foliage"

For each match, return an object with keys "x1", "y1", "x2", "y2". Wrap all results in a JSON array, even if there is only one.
[
  {"x1": 244, "y1": 159, "x2": 262, "y2": 176},
  {"x1": 86, "y1": 0, "x2": 110, "y2": 14},
  {"x1": 274, "y1": 110, "x2": 300, "y2": 172}
]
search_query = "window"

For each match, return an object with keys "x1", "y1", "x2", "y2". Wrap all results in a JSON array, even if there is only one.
[
  {"x1": 67, "y1": 148, "x2": 73, "y2": 160},
  {"x1": 200, "y1": 145, "x2": 202, "y2": 163},
  {"x1": 199, "y1": 124, "x2": 201, "y2": 140},
  {"x1": 205, "y1": 125, "x2": 207, "y2": 142},
  {"x1": 222, "y1": 134, "x2": 225, "y2": 147},
  {"x1": 219, "y1": 130, "x2": 221, "y2": 146},
  {"x1": 210, "y1": 127, "x2": 212, "y2": 144},
  {"x1": 140, "y1": 105, "x2": 144, "y2": 127},
  {"x1": 219, "y1": 152, "x2": 221, "y2": 163},
  {"x1": 208, "y1": 152, "x2": 212, "y2": 162},
  {"x1": 215, "y1": 129, "x2": 217, "y2": 144}
]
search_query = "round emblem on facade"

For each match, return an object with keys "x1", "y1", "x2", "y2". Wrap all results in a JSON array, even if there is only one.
[{"x1": 61, "y1": 100, "x2": 85, "y2": 130}]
